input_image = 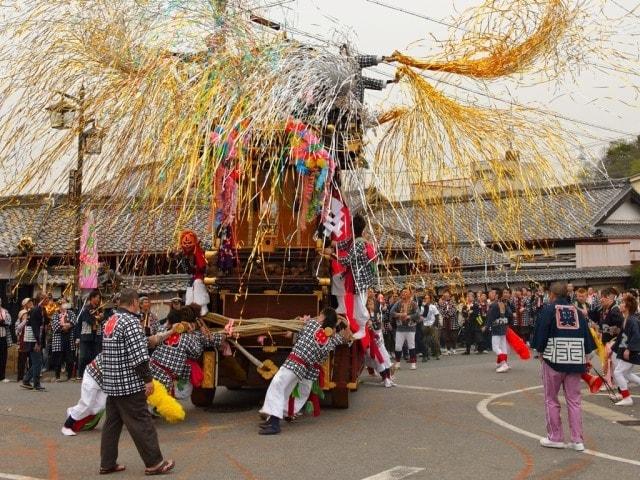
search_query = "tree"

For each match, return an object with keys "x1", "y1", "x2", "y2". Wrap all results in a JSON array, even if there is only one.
[{"x1": 600, "y1": 135, "x2": 640, "y2": 179}]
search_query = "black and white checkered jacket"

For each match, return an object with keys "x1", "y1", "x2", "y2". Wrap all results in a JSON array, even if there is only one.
[
  {"x1": 150, "y1": 331, "x2": 210, "y2": 392},
  {"x1": 51, "y1": 310, "x2": 77, "y2": 352},
  {"x1": 337, "y1": 238, "x2": 377, "y2": 293},
  {"x1": 0, "y1": 308, "x2": 12, "y2": 346},
  {"x1": 86, "y1": 353, "x2": 103, "y2": 387},
  {"x1": 101, "y1": 309, "x2": 150, "y2": 397},
  {"x1": 281, "y1": 319, "x2": 344, "y2": 381}
]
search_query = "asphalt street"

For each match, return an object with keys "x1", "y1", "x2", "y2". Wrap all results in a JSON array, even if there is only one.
[{"x1": 1, "y1": 352, "x2": 639, "y2": 480}]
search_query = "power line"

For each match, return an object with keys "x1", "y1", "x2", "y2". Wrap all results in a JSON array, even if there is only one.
[{"x1": 365, "y1": 0, "x2": 465, "y2": 31}]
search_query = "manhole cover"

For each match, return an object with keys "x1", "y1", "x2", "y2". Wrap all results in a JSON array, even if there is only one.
[{"x1": 616, "y1": 420, "x2": 640, "y2": 426}]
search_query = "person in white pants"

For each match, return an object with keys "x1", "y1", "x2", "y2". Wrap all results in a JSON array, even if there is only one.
[
  {"x1": 486, "y1": 294, "x2": 514, "y2": 373},
  {"x1": 390, "y1": 287, "x2": 420, "y2": 370},
  {"x1": 61, "y1": 356, "x2": 107, "y2": 436},
  {"x1": 611, "y1": 294, "x2": 640, "y2": 406},
  {"x1": 259, "y1": 308, "x2": 349, "y2": 435}
]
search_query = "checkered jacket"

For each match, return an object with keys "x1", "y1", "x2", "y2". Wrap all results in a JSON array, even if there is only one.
[
  {"x1": 337, "y1": 238, "x2": 377, "y2": 293},
  {"x1": 150, "y1": 331, "x2": 210, "y2": 392},
  {"x1": 140, "y1": 311, "x2": 159, "y2": 337},
  {"x1": 281, "y1": 319, "x2": 345, "y2": 381},
  {"x1": 86, "y1": 353, "x2": 103, "y2": 387},
  {"x1": 438, "y1": 300, "x2": 458, "y2": 330},
  {"x1": 101, "y1": 309, "x2": 150, "y2": 397},
  {"x1": 0, "y1": 308, "x2": 12, "y2": 346},
  {"x1": 520, "y1": 296, "x2": 534, "y2": 327},
  {"x1": 51, "y1": 311, "x2": 77, "y2": 352}
]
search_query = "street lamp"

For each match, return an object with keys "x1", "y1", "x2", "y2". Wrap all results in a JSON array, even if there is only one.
[{"x1": 45, "y1": 86, "x2": 105, "y2": 304}]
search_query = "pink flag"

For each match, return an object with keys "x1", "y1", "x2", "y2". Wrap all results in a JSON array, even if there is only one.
[{"x1": 79, "y1": 211, "x2": 99, "y2": 289}]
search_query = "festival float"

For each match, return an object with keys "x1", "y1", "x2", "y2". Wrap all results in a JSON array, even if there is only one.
[{"x1": 1, "y1": 0, "x2": 637, "y2": 409}]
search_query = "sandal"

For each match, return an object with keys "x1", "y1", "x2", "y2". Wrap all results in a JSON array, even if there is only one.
[
  {"x1": 99, "y1": 464, "x2": 126, "y2": 475},
  {"x1": 145, "y1": 459, "x2": 175, "y2": 476}
]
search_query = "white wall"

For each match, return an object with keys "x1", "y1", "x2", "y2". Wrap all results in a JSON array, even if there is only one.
[
  {"x1": 603, "y1": 199, "x2": 640, "y2": 223},
  {"x1": 576, "y1": 242, "x2": 631, "y2": 268}
]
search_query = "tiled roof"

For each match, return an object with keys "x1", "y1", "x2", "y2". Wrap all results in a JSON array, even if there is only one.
[
  {"x1": 381, "y1": 267, "x2": 631, "y2": 290},
  {"x1": 0, "y1": 196, "x2": 212, "y2": 256},
  {"x1": 122, "y1": 274, "x2": 191, "y2": 294},
  {"x1": 374, "y1": 180, "x2": 638, "y2": 244}
]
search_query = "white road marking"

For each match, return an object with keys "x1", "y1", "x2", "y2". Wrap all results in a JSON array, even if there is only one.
[
  {"x1": 0, "y1": 473, "x2": 46, "y2": 480},
  {"x1": 476, "y1": 386, "x2": 640, "y2": 468},
  {"x1": 362, "y1": 381, "x2": 492, "y2": 396},
  {"x1": 360, "y1": 466, "x2": 425, "y2": 480}
]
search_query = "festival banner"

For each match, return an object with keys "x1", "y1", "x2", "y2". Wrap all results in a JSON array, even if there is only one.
[{"x1": 79, "y1": 211, "x2": 99, "y2": 289}]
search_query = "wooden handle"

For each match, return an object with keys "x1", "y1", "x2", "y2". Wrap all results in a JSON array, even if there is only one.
[{"x1": 229, "y1": 339, "x2": 264, "y2": 369}]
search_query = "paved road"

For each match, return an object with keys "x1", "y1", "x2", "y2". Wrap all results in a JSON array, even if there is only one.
[{"x1": 1, "y1": 353, "x2": 639, "y2": 480}]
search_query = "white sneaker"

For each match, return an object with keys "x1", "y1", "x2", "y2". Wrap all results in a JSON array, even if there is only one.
[
  {"x1": 540, "y1": 437, "x2": 566, "y2": 449},
  {"x1": 615, "y1": 397, "x2": 633, "y2": 406},
  {"x1": 496, "y1": 363, "x2": 509, "y2": 373},
  {"x1": 568, "y1": 442, "x2": 585, "y2": 452},
  {"x1": 410, "y1": 363, "x2": 417, "y2": 370},
  {"x1": 61, "y1": 427, "x2": 76, "y2": 436},
  {"x1": 384, "y1": 378, "x2": 395, "y2": 388},
  {"x1": 1, "y1": 378, "x2": 10, "y2": 383},
  {"x1": 442, "y1": 350, "x2": 450, "y2": 356},
  {"x1": 451, "y1": 349, "x2": 457, "y2": 355}
]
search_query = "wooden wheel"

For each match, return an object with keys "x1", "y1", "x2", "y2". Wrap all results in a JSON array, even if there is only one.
[{"x1": 191, "y1": 387, "x2": 216, "y2": 407}]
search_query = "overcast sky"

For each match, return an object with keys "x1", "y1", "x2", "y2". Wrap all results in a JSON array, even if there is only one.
[{"x1": 0, "y1": 0, "x2": 638, "y2": 195}]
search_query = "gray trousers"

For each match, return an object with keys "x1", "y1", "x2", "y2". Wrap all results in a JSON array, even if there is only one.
[{"x1": 100, "y1": 391, "x2": 163, "y2": 469}]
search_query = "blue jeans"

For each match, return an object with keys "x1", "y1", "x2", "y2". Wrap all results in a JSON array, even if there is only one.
[{"x1": 24, "y1": 348, "x2": 43, "y2": 388}]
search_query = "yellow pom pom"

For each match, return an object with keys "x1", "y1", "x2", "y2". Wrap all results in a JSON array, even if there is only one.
[{"x1": 147, "y1": 379, "x2": 186, "y2": 423}]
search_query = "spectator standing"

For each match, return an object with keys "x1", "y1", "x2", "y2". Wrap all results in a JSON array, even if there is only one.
[
  {"x1": 438, "y1": 290, "x2": 458, "y2": 355},
  {"x1": 533, "y1": 282, "x2": 596, "y2": 451},
  {"x1": 76, "y1": 290, "x2": 102, "y2": 379},
  {"x1": 15, "y1": 298, "x2": 32, "y2": 382},
  {"x1": 99, "y1": 289, "x2": 174, "y2": 476},
  {"x1": 420, "y1": 293, "x2": 441, "y2": 360},
  {"x1": 0, "y1": 298, "x2": 12, "y2": 382},
  {"x1": 390, "y1": 287, "x2": 420, "y2": 370},
  {"x1": 51, "y1": 299, "x2": 77, "y2": 382},
  {"x1": 21, "y1": 295, "x2": 49, "y2": 391}
]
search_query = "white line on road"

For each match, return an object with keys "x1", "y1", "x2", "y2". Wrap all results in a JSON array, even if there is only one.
[
  {"x1": 362, "y1": 381, "x2": 492, "y2": 396},
  {"x1": 360, "y1": 466, "x2": 425, "y2": 480},
  {"x1": 0, "y1": 473, "x2": 46, "y2": 480},
  {"x1": 476, "y1": 386, "x2": 640, "y2": 468}
]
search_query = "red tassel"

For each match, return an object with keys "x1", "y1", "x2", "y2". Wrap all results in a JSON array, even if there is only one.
[
  {"x1": 506, "y1": 327, "x2": 531, "y2": 360},
  {"x1": 581, "y1": 373, "x2": 603, "y2": 394},
  {"x1": 368, "y1": 329, "x2": 384, "y2": 364},
  {"x1": 186, "y1": 359, "x2": 204, "y2": 388},
  {"x1": 309, "y1": 393, "x2": 321, "y2": 417},
  {"x1": 288, "y1": 395, "x2": 295, "y2": 417}
]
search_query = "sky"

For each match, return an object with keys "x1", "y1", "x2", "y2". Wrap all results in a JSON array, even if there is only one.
[{"x1": 0, "y1": 0, "x2": 638, "y2": 196}]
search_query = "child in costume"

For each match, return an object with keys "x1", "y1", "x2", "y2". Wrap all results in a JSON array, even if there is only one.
[
  {"x1": 176, "y1": 230, "x2": 210, "y2": 316},
  {"x1": 61, "y1": 328, "x2": 179, "y2": 436},
  {"x1": 365, "y1": 296, "x2": 394, "y2": 386},
  {"x1": 486, "y1": 291, "x2": 514, "y2": 373},
  {"x1": 259, "y1": 308, "x2": 350, "y2": 435}
]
